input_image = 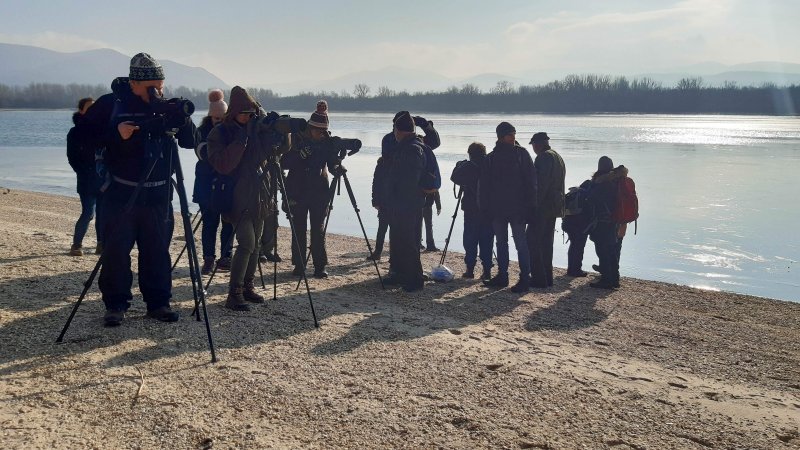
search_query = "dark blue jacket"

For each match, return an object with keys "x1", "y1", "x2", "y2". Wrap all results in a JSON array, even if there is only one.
[
  {"x1": 478, "y1": 141, "x2": 537, "y2": 221},
  {"x1": 450, "y1": 155, "x2": 485, "y2": 213},
  {"x1": 192, "y1": 117, "x2": 216, "y2": 205},
  {"x1": 66, "y1": 112, "x2": 101, "y2": 195},
  {"x1": 386, "y1": 135, "x2": 426, "y2": 211}
]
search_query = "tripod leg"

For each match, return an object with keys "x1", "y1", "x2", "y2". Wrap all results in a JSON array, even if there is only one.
[
  {"x1": 170, "y1": 211, "x2": 203, "y2": 272},
  {"x1": 342, "y1": 172, "x2": 385, "y2": 289},
  {"x1": 258, "y1": 258, "x2": 266, "y2": 288},
  {"x1": 440, "y1": 189, "x2": 463, "y2": 266},
  {"x1": 57, "y1": 256, "x2": 103, "y2": 342},
  {"x1": 273, "y1": 164, "x2": 319, "y2": 328}
]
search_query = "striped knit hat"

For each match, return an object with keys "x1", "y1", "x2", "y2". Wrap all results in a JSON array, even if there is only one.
[
  {"x1": 308, "y1": 100, "x2": 329, "y2": 129},
  {"x1": 129, "y1": 52, "x2": 164, "y2": 81}
]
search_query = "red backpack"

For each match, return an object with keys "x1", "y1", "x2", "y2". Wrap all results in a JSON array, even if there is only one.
[{"x1": 612, "y1": 177, "x2": 639, "y2": 229}]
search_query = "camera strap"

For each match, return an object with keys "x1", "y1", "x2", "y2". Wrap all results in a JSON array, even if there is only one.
[{"x1": 113, "y1": 175, "x2": 168, "y2": 188}]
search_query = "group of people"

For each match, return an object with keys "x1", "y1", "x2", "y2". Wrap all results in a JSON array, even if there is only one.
[{"x1": 66, "y1": 52, "x2": 632, "y2": 327}]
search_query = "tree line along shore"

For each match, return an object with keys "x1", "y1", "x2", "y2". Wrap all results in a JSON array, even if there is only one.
[{"x1": 2, "y1": 74, "x2": 798, "y2": 114}]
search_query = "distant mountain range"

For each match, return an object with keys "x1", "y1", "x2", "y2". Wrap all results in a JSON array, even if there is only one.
[
  {"x1": 2, "y1": 42, "x2": 799, "y2": 95},
  {"x1": 0, "y1": 43, "x2": 228, "y2": 90}
]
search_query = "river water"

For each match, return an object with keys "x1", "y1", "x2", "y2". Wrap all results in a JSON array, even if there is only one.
[{"x1": 0, "y1": 110, "x2": 798, "y2": 302}]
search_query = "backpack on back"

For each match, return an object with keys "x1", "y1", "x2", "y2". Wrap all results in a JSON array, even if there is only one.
[
  {"x1": 612, "y1": 176, "x2": 639, "y2": 225},
  {"x1": 419, "y1": 143, "x2": 441, "y2": 192}
]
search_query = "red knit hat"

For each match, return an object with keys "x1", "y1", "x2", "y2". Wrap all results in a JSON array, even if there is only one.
[{"x1": 308, "y1": 100, "x2": 329, "y2": 129}]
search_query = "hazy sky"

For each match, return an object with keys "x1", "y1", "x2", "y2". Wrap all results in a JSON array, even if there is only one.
[{"x1": 1, "y1": 0, "x2": 798, "y2": 85}]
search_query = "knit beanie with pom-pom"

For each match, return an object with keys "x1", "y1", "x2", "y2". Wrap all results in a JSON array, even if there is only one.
[
  {"x1": 207, "y1": 89, "x2": 228, "y2": 119},
  {"x1": 308, "y1": 100, "x2": 329, "y2": 129}
]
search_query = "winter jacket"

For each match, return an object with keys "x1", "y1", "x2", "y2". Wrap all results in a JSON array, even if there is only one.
[
  {"x1": 533, "y1": 148, "x2": 566, "y2": 219},
  {"x1": 381, "y1": 122, "x2": 440, "y2": 157},
  {"x1": 371, "y1": 156, "x2": 389, "y2": 208},
  {"x1": 386, "y1": 134, "x2": 426, "y2": 211},
  {"x1": 586, "y1": 165, "x2": 628, "y2": 223},
  {"x1": 66, "y1": 112, "x2": 100, "y2": 195},
  {"x1": 103, "y1": 79, "x2": 197, "y2": 206},
  {"x1": 206, "y1": 117, "x2": 287, "y2": 223},
  {"x1": 192, "y1": 116, "x2": 216, "y2": 205},
  {"x1": 478, "y1": 141, "x2": 537, "y2": 221},
  {"x1": 281, "y1": 129, "x2": 341, "y2": 208},
  {"x1": 450, "y1": 155, "x2": 485, "y2": 213}
]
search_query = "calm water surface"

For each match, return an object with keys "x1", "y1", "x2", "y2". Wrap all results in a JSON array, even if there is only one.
[{"x1": 0, "y1": 110, "x2": 798, "y2": 302}]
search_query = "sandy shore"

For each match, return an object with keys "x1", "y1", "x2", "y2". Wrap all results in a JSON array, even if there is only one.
[{"x1": 0, "y1": 189, "x2": 798, "y2": 449}]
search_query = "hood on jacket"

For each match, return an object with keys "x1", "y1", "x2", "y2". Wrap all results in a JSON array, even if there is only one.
[
  {"x1": 110, "y1": 77, "x2": 131, "y2": 97},
  {"x1": 593, "y1": 165, "x2": 629, "y2": 184}
]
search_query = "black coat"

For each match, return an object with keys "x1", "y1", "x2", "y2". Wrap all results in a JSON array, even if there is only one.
[
  {"x1": 371, "y1": 156, "x2": 390, "y2": 208},
  {"x1": 386, "y1": 135, "x2": 426, "y2": 211},
  {"x1": 66, "y1": 112, "x2": 100, "y2": 195},
  {"x1": 450, "y1": 155, "x2": 485, "y2": 213},
  {"x1": 478, "y1": 142, "x2": 537, "y2": 221},
  {"x1": 192, "y1": 117, "x2": 216, "y2": 205},
  {"x1": 381, "y1": 123, "x2": 440, "y2": 158},
  {"x1": 282, "y1": 131, "x2": 340, "y2": 208}
]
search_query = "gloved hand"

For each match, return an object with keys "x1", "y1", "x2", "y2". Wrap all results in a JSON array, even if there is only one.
[
  {"x1": 413, "y1": 116, "x2": 429, "y2": 128},
  {"x1": 347, "y1": 139, "x2": 362, "y2": 156},
  {"x1": 299, "y1": 145, "x2": 312, "y2": 159}
]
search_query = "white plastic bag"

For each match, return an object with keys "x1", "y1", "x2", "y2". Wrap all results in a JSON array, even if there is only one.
[{"x1": 430, "y1": 264, "x2": 455, "y2": 282}]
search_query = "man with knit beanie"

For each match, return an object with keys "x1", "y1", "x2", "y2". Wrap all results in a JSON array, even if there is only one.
[
  {"x1": 206, "y1": 86, "x2": 289, "y2": 311},
  {"x1": 384, "y1": 111, "x2": 427, "y2": 292},
  {"x1": 98, "y1": 52, "x2": 197, "y2": 326},
  {"x1": 478, "y1": 122, "x2": 537, "y2": 293},
  {"x1": 282, "y1": 100, "x2": 356, "y2": 278},
  {"x1": 192, "y1": 89, "x2": 233, "y2": 275}
]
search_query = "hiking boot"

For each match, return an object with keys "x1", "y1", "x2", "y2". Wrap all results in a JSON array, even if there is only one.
[
  {"x1": 225, "y1": 285, "x2": 251, "y2": 311},
  {"x1": 462, "y1": 269, "x2": 475, "y2": 279},
  {"x1": 201, "y1": 257, "x2": 215, "y2": 275},
  {"x1": 314, "y1": 269, "x2": 328, "y2": 279},
  {"x1": 69, "y1": 244, "x2": 83, "y2": 256},
  {"x1": 590, "y1": 280, "x2": 617, "y2": 290},
  {"x1": 265, "y1": 252, "x2": 282, "y2": 263},
  {"x1": 480, "y1": 267, "x2": 492, "y2": 281},
  {"x1": 103, "y1": 309, "x2": 125, "y2": 327},
  {"x1": 567, "y1": 270, "x2": 588, "y2": 277},
  {"x1": 95, "y1": 243, "x2": 103, "y2": 255},
  {"x1": 216, "y1": 257, "x2": 231, "y2": 272},
  {"x1": 292, "y1": 266, "x2": 305, "y2": 277},
  {"x1": 511, "y1": 278, "x2": 530, "y2": 293},
  {"x1": 146, "y1": 306, "x2": 180, "y2": 322},
  {"x1": 484, "y1": 273, "x2": 509, "y2": 288},
  {"x1": 243, "y1": 279, "x2": 265, "y2": 304}
]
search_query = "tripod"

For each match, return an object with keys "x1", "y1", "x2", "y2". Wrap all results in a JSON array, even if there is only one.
[
  {"x1": 171, "y1": 211, "x2": 203, "y2": 272},
  {"x1": 439, "y1": 187, "x2": 463, "y2": 266},
  {"x1": 57, "y1": 129, "x2": 217, "y2": 363},
  {"x1": 294, "y1": 165, "x2": 384, "y2": 290}
]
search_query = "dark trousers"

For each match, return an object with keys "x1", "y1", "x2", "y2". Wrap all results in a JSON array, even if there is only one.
[
  {"x1": 199, "y1": 204, "x2": 233, "y2": 260},
  {"x1": 290, "y1": 201, "x2": 328, "y2": 271},
  {"x1": 527, "y1": 216, "x2": 557, "y2": 286},
  {"x1": 98, "y1": 199, "x2": 172, "y2": 312},
  {"x1": 591, "y1": 222, "x2": 620, "y2": 285},
  {"x1": 260, "y1": 208, "x2": 279, "y2": 256},
  {"x1": 389, "y1": 207, "x2": 424, "y2": 289},
  {"x1": 492, "y1": 217, "x2": 530, "y2": 280},
  {"x1": 373, "y1": 208, "x2": 389, "y2": 257},
  {"x1": 73, "y1": 192, "x2": 100, "y2": 247},
  {"x1": 421, "y1": 202, "x2": 436, "y2": 249},
  {"x1": 566, "y1": 231, "x2": 589, "y2": 274},
  {"x1": 463, "y1": 209, "x2": 493, "y2": 270}
]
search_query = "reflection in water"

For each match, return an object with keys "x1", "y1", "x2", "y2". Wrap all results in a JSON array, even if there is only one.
[{"x1": 0, "y1": 110, "x2": 798, "y2": 302}]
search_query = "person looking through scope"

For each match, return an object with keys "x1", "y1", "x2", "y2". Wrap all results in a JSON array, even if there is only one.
[
  {"x1": 206, "y1": 86, "x2": 292, "y2": 311},
  {"x1": 97, "y1": 53, "x2": 197, "y2": 326},
  {"x1": 282, "y1": 100, "x2": 362, "y2": 279}
]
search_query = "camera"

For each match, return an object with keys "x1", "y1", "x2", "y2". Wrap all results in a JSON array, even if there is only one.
[
  {"x1": 147, "y1": 87, "x2": 195, "y2": 118},
  {"x1": 252, "y1": 111, "x2": 307, "y2": 135},
  {"x1": 330, "y1": 137, "x2": 362, "y2": 159}
]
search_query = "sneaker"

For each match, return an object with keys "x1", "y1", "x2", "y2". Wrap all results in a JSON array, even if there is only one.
[
  {"x1": 146, "y1": 306, "x2": 180, "y2": 322},
  {"x1": 216, "y1": 257, "x2": 231, "y2": 272},
  {"x1": 483, "y1": 273, "x2": 509, "y2": 288},
  {"x1": 103, "y1": 309, "x2": 125, "y2": 327},
  {"x1": 462, "y1": 270, "x2": 475, "y2": 279},
  {"x1": 314, "y1": 269, "x2": 328, "y2": 279},
  {"x1": 511, "y1": 278, "x2": 530, "y2": 293},
  {"x1": 95, "y1": 243, "x2": 103, "y2": 255},
  {"x1": 201, "y1": 258, "x2": 215, "y2": 275},
  {"x1": 69, "y1": 244, "x2": 83, "y2": 257}
]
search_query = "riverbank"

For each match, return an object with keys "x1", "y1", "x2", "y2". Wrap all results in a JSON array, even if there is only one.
[{"x1": 1, "y1": 189, "x2": 798, "y2": 449}]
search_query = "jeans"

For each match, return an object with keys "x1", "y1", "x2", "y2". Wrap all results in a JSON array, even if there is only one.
[
  {"x1": 527, "y1": 216, "x2": 557, "y2": 286},
  {"x1": 73, "y1": 192, "x2": 99, "y2": 247},
  {"x1": 492, "y1": 217, "x2": 530, "y2": 280},
  {"x1": 463, "y1": 210, "x2": 493, "y2": 270},
  {"x1": 200, "y1": 204, "x2": 233, "y2": 260}
]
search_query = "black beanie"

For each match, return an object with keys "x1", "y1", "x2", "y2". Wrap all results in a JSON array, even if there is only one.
[
  {"x1": 598, "y1": 156, "x2": 614, "y2": 172},
  {"x1": 496, "y1": 121, "x2": 516, "y2": 138},
  {"x1": 394, "y1": 111, "x2": 415, "y2": 132}
]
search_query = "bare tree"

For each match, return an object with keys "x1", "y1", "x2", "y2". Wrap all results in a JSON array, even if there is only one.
[
  {"x1": 376, "y1": 86, "x2": 395, "y2": 97},
  {"x1": 353, "y1": 83, "x2": 371, "y2": 98},
  {"x1": 491, "y1": 80, "x2": 515, "y2": 95}
]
